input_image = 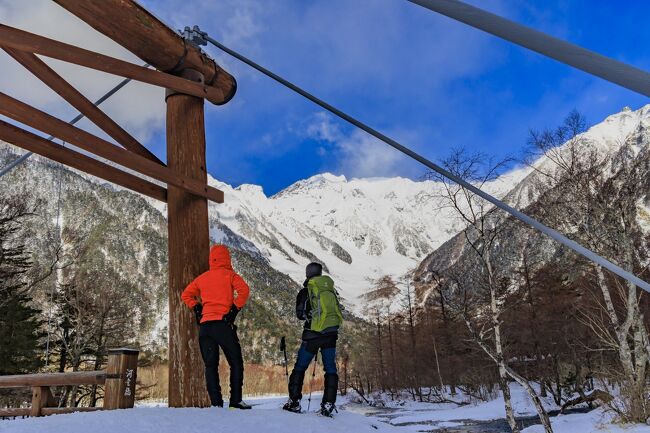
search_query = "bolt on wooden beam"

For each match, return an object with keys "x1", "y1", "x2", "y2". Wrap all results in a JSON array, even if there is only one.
[{"x1": 53, "y1": 0, "x2": 236, "y2": 104}]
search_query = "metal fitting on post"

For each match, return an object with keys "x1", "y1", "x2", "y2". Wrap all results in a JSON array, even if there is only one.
[{"x1": 181, "y1": 25, "x2": 208, "y2": 48}]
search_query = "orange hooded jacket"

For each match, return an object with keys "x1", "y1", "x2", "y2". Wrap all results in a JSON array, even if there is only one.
[{"x1": 181, "y1": 245, "x2": 250, "y2": 323}]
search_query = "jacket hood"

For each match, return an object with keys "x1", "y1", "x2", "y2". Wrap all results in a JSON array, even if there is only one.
[{"x1": 209, "y1": 245, "x2": 233, "y2": 270}]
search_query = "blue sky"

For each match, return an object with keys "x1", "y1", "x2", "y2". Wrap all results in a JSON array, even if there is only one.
[{"x1": 3, "y1": 1, "x2": 650, "y2": 195}]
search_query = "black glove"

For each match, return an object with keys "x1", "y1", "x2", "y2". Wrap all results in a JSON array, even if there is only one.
[
  {"x1": 193, "y1": 304, "x2": 203, "y2": 325},
  {"x1": 223, "y1": 305, "x2": 240, "y2": 324}
]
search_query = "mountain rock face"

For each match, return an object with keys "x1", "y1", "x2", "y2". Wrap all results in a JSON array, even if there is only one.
[
  {"x1": 0, "y1": 139, "x2": 521, "y2": 358},
  {"x1": 0, "y1": 145, "x2": 303, "y2": 362},
  {"x1": 413, "y1": 105, "x2": 650, "y2": 305},
  {"x1": 206, "y1": 171, "x2": 527, "y2": 306}
]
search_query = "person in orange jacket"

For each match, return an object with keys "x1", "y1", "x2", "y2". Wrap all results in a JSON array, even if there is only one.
[{"x1": 181, "y1": 244, "x2": 251, "y2": 409}]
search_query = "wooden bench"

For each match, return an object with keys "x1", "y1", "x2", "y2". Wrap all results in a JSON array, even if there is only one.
[{"x1": 0, "y1": 348, "x2": 139, "y2": 417}]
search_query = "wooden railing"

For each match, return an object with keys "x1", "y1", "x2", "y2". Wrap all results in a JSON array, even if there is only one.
[{"x1": 0, "y1": 348, "x2": 139, "y2": 418}]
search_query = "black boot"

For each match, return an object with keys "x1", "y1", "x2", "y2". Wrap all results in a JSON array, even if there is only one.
[
  {"x1": 320, "y1": 402, "x2": 337, "y2": 417},
  {"x1": 319, "y1": 373, "x2": 338, "y2": 417},
  {"x1": 322, "y1": 373, "x2": 338, "y2": 405},
  {"x1": 288, "y1": 369, "x2": 306, "y2": 401},
  {"x1": 229, "y1": 401, "x2": 252, "y2": 410},
  {"x1": 282, "y1": 398, "x2": 301, "y2": 413}
]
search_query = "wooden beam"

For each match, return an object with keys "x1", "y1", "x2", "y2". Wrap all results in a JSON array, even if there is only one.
[
  {"x1": 0, "y1": 370, "x2": 108, "y2": 388},
  {"x1": 4, "y1": 48, "x2": 163, "y2": 164},
  {"x1": 53, "y1": 0, "x2": 236, "y2": 104},
  {"x1": 0, "y1": 24, "x2": 230, "y2": 104},
  {"x1": 166, "y1": 78, "x2": 211, "y2": 408},
  {"x1": 0, "y1": 93, "x2": 224, "y2": 203},
  {"x1": 0, "y1": 120, "x2": 168, "y2": 202},
  {"x1": 0, "y1": 408, "x2": 31, "y2": 418},
  {"x1": 40, "y1": 407, "x2": 103, "y2": 416}
]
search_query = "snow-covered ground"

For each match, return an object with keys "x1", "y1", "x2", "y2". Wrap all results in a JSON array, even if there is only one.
[
  {"x1": 2, "y1": 385, "x2": 648, "y2": 433},
  {"x1": 1, "y1": 395, "x2": 393, "y2": 433}
]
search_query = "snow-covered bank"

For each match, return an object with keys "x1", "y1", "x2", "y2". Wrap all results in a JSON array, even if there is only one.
[
  {"x1": 347, "y1": 384, "x2": 649, "y2": 433},
  {"x1": 2, "y1": 387, "x2": 647, "y2": 433},
  {"x1": 0, "y1": 396, "x2": 395, "y2": 433},
  {"x1": 522, "y1": 410, "x2": 649, "y2": 433}
]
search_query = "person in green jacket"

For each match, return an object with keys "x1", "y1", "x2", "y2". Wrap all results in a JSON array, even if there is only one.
[{"x1": 283, "y1": 262, "x2": 343, "y2": 417}]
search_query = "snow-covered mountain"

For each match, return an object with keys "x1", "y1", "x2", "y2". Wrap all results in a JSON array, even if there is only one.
[
  {"x1": 3, "y1": 103, "x2": 649, "y2": 319},
  {"x1": 414, "y1": 105, "x2": 650, "y2": 306},
  {"x1": 505, "y1": 105, "x2": 650, "y2": 212},
  {"x1": 204, "y1": 169, "x2": 529, "y2": 307}
]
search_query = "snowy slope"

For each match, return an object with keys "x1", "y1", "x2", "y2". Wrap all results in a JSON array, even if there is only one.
[
  {"x1": 505, "y1": 105, "x2": 650, "y2": 211},
  {"x1": 415, "y1": 104, "x2": 650, "y2": 307},
  {"x1": 205, "y1": 169, "x2": 529, "y2": 307}
]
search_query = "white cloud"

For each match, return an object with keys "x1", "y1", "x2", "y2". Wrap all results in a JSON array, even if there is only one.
[
  {"x1": 305, "y1": 112, "x2": 418, "y2": 179},
  {"x1": 306, "y1": 112, "x2": 342, "y2": 142},
  {"x1": 0, "y1": 0, "x2": 166, "y2": 151},
  {"x1": 333, "y1": 130, "x2": 403, "y2": 179}
]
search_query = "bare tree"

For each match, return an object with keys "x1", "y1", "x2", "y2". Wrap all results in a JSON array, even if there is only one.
[
  {"x1": 430, "y1": 149, "x2": 553, "y2": 433},
  {"x1": 528, "y1": 111, "x2": 650, "y2": 423},
  {"x1": 359, "y1": 275, "x2": 400, "y2": 393}
]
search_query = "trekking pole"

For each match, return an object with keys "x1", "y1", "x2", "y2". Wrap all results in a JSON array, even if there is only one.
[
  {"x1": 307, "y1": 352, "x2": 318, "y2": 412},
  {"x1": 280, "y1": 336, "x2": 289, "y2": 384}
]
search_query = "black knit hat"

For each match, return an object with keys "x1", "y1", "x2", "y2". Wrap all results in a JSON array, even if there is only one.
[{"x1": 305, "y1": 262, "x2": 323, "y2": 279}]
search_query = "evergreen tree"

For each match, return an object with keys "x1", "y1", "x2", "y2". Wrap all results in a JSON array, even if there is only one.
[{"x1": 0, "y1": 197, "x2": 42, "y2": 374}]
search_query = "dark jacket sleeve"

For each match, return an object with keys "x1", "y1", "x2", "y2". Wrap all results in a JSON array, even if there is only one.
[{"x1": 295, "y1": 287, "x2": 309, "y2": 321}]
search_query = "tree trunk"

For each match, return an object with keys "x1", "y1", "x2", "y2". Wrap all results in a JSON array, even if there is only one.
[
  {"x1": 504, "y1": 363, "x2": 554, "y2": 433},
  {"x1": 498, "y1": 376, "x2": 519, "y2": 433},
  {"x1": 387, "y1": 318, "x2": 397, "y2": 398},
  {"x1": 376, "y1": 320, "x2": 385, "y2": 392},
  {"x1": 489, "y1": 272, "x2": 519, "y2": 432},
  {"x1": 58, "y1": 326, "x2": 68, "y2": 373}
]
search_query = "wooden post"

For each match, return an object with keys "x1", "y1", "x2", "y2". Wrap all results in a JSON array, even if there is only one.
[
  {"x1": 104, "y1": 348, "x2": 139, "y2": 410},
  {"x1": 166, "y1": 69, "x2": 211, "y2": 408},
  {"x1": 30, "y1": 386, "x2": 55, "y2": 417}
]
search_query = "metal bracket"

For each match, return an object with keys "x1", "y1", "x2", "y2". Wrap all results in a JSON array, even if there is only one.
[{"x1": 181, "y1": 25, "x2": 208, "y2": 48}]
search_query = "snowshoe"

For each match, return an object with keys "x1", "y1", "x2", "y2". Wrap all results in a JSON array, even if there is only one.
[
  {"x1": 319, "y1": 402, "x2": 337, "y2": 417},
  {"x1": 229, "y1": 401, "x2": 252, "y2": 410},
  {"x1": 282, "y1": 399, "x2": 302, "y2": 413}
]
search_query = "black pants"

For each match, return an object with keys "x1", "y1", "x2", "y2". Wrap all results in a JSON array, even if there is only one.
[{"x1": 199, "y1": 320, "x2": 244, "y2": 406}]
